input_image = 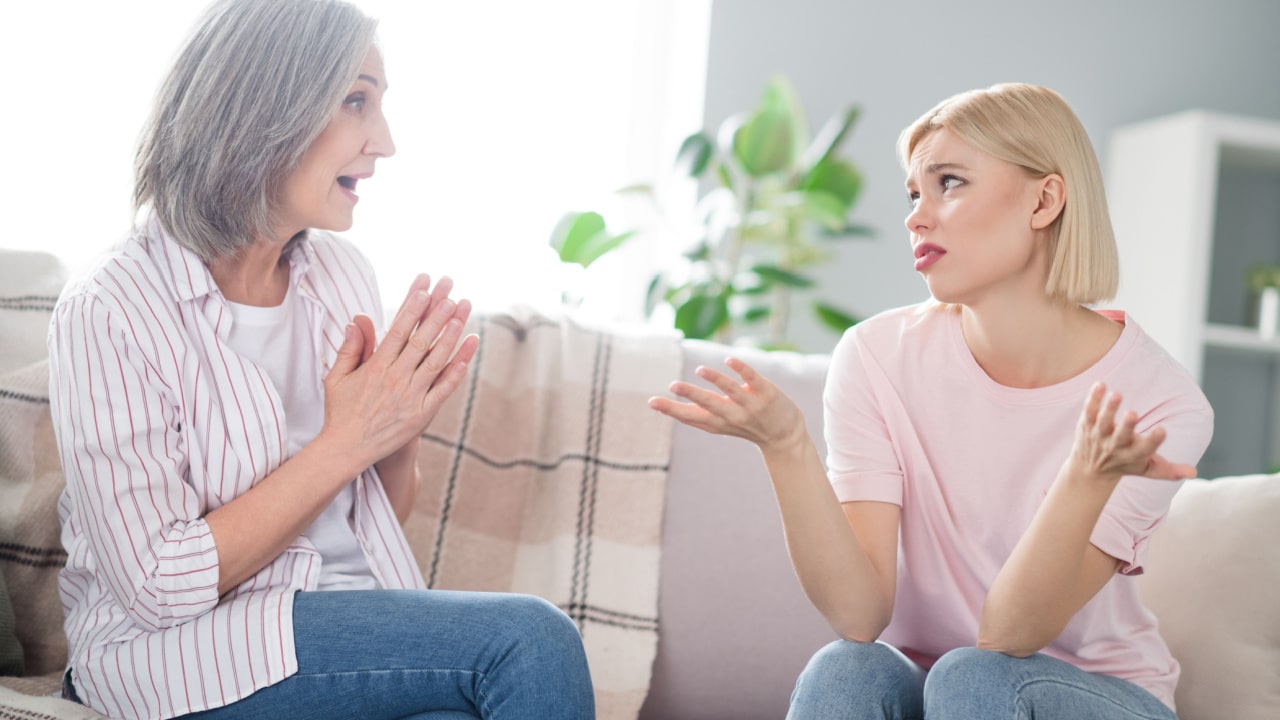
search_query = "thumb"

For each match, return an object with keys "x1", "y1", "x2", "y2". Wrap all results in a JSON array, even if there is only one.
[
  {"x1": 330, "y1": 323, "x2": 364, "y2": 377},
  {"x1": 353, "y1": 314, "x2": 377, "y2": 365}
]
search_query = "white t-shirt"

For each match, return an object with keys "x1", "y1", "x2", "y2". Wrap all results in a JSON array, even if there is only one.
[{"x1": 224, "y1": 282, "x2": 377, "y2": 591}]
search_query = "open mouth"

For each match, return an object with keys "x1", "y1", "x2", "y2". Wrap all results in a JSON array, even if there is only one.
[{"x1": 337, "y1": 176, "x2": 357, "y2": 191}]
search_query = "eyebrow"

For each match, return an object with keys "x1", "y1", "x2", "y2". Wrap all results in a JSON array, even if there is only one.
[
  {"x1": 905, "y1": 162, "x2": 970, "y2": 187},
  {"x1": 357, "y1": 74, "x2": 382, "y2": 89}
]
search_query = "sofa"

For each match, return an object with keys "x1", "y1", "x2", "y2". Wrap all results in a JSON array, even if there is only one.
[{"x1": 2, "y1": 248, "x2": 1278, "y2": 719}]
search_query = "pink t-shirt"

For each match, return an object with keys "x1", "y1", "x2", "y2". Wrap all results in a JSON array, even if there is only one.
[{"x1": 823, "y1": 302, "x2": 1213, "y2": 710}]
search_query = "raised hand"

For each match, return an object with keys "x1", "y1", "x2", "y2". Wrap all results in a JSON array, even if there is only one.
[
  {"x1": 649, "y1": 358, "x2": 807, "y2": 452},
  {"x1": 1069, "y1": 382, "x2": 1196, "y2": 483},
  {"x1": 320, "y1": 274, "x2": 479, "y2": 472}
]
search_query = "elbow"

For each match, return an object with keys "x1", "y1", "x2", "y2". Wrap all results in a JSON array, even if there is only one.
[
  {"x1": 974, "y1": 632, "x2": 1041, "y2": 658},
  {"x1": 975, "y1": 613, "x2": 1054, "y2": 657},
  {"x1": 831, "y1": 609, "x2": 892, "y2": 645}
]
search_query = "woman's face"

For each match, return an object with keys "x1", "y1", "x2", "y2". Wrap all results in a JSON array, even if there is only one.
[
  {"x1": 276, "y1": 47, "x2": 395, "y2": 239},
  {"x1": 903, "y1": 128, "x2": 1050, "y2": 307}
]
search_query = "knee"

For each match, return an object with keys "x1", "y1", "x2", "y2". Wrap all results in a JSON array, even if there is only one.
[
  {"x1": 492, "y1": 594, "x2": 586, "y2": 664},
  {"x1": 794, "y1": 641, "x2": 921, "y2": 704},
  {"x1": 924, "y1": 647, "x2": 1016, "y2": 703}
]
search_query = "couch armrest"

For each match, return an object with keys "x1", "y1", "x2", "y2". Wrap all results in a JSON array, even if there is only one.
[{"x1": 641, "y1": 340, "x2": 835, "y2": 719}]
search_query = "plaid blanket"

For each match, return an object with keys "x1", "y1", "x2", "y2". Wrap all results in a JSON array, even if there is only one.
[{"x1": 406, "y1": 309, "x2": 680, "y2": 719}]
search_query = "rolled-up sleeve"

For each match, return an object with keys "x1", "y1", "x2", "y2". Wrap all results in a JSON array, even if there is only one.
[
  {"x1": 1091, "y1": 400, "x2": 1214, "y2": 575},
  {"x1": 49, "y1": 292, "x2": 220, "y2": 631}
]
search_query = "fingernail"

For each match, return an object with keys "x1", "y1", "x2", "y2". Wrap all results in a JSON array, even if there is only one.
[
  {"x1": 344, "y1": 323, "x2": 355, "y2": 341},
  {"x1": 414, "y1": 290, "x2": 430, "y2": 306}
]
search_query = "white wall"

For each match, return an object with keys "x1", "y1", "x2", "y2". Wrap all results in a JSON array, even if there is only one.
[{"x1": 704, "y1": 0, "x2": 1280, "y2": 351}]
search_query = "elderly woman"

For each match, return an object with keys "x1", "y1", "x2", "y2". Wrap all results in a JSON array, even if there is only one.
[{"x1": 47, "y1": 1, "x2": 594, "y2": 718}]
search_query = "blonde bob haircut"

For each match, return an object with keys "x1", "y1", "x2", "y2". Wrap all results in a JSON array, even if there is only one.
[
  {"x1": 897, "y1": 83, "x2": 1118, "y2": 305},
  {"x1": 134, "y1": 0, "x2": 378, "y2": 262}
]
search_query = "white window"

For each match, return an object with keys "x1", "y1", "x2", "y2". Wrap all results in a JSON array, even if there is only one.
[{"x1": 3, "y1": 0, "x2": 710, "y2": 323}]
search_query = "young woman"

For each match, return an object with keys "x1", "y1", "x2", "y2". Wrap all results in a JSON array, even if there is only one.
[
  {"x1": 47, "y1": 1, "x2": 594, "y2": 718},
  {"x1": 650, "y1": 83, "x2": 1213, "y2": 719}
]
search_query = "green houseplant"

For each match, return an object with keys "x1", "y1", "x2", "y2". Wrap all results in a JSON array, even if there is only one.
[{"x1": 551, "y1": 75, "x2": 871, "y2": 349}]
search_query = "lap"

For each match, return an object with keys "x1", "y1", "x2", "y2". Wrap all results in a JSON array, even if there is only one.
[
  {"x1": 177, "y1": 589, "x2": 591, "y2": 720},
  {"x1": 924, "y1": 647, "x2": 1177, "y2": 720}
]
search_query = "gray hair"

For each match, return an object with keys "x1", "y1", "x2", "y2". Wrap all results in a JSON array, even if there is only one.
[{"x1": 134, "y1": 0, "x2": 378, "y2": 262}]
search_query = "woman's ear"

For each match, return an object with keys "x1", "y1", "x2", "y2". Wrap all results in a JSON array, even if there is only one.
[{"x1": 1030, "y1": 173, "x2": 1066, "y2": 230}]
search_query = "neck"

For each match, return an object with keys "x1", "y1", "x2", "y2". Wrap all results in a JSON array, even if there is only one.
[
  {"x1": 208, "y1": 238, "x2": 291, "y2": 307},
  {"x1": 959, "y1": 296, "x2": 1121, "y2": 389}
]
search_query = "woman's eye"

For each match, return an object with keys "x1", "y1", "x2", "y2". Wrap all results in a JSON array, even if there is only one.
[
  {"x1": 345, "y1": 94, "x2": 366, "y2": 112},
  {"x1": 941, "y1": 175, "x2": 962, "y2": 191},
  {"x1": 907, "y1": 191, "x2": 920, "y2": 208}
]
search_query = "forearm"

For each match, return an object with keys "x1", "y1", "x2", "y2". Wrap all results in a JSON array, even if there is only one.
[
  {"x1": 979, "y1": 467, "x2": 1119, "y2": 655},
  {"x1": 205, "y1": 435, "x2": 366, "y2": 596},
  {"x1": 374, "y1": 440, "x2": 421, "y2": 523},
  {"x1": 760, "y1": 437, "x2": 894, "y2": 642}
]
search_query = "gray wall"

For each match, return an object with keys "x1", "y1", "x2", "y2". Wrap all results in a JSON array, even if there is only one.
[{"x1": 705, "y1": 0, "x2": 1280, "y2": 352}]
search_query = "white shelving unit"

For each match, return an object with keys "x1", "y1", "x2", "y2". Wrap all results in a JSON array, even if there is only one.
[{"x1": 1108, "y1": 110, "x2": 1280, "y2": 477}]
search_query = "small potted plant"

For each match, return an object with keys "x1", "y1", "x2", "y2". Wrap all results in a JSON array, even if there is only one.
[
  {"x1": 551, "y1": 75, "x2": 872, "y2": 350},
  {"x1": 1246, "y1": 263, "x2": 1280, "y2": 338}
]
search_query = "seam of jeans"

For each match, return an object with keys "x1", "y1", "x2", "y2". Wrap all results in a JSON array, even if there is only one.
[{"x1": 1014, "y1": 677, "x2": 1170, "y2": 720}]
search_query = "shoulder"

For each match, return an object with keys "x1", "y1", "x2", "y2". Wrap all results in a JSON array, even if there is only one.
[
  {"x1": 55, "y1": 234, "x2": 164, "y2": 319},
  {"x1": 832, "y1": 300, "x2": 952, "y2": 364},
  {"x1": 1106, "y1": 312, "x2": 1214, "y2": 437}
]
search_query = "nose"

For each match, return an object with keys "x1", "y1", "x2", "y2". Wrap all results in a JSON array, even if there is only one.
[
  {"x1": 905, "y1": 198, "x2": 931, "y2": 236},
  {"x1": 366, "y1": 109, "x2": 396, "y2": 159}
]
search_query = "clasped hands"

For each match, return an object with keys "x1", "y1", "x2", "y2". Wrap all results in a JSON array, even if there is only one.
[{"x1": 320, "y1": 274, "x2": 479, "y2": 471}]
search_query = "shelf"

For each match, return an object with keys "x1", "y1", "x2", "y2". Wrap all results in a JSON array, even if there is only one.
[{"x1": 1202, "y1": 323, "x2": 1280, "y2": 354}]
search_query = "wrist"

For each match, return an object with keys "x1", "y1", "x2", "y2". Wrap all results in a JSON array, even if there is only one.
[
  {"x1": 1056, "y1": 461, "x2": 1122, "y2": 497},
  {"x1": 309, "y1": 429, "x2": 371, "y2": 480}
]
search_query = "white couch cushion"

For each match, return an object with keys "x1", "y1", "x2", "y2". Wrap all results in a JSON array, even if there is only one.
[
  {"x1": 0, "y1": 249, "x2": 66, "y2": 375},
  {"x1": 1138, "y1": 474, "x2": 1280, "y2": 720}
]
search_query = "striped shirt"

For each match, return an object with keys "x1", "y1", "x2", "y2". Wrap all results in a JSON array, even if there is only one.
[{"x1": 47, "y1": 218, "x2": 426, "y2": 720}]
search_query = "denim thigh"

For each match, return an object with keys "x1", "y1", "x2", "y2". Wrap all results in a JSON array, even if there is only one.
[
  {"x1": 177, "y1": 589, "x2": 594, "y2": 720},
  {"x1": 923, "y1": 647, "x2": 1177, "y2": 720}
]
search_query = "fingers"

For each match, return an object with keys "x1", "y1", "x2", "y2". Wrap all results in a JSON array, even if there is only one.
[
  {"x1": 329, "y1": 322, "x2": 366, "y2": 378},
  {"x1": 410, "y1": 300, "x2": 473, "y2": 386},
  {"x1": 419, "y1": 332, "x2": 480, "y2": 414},
  {"x1": 647, "y1": 395, "x2": 724, "y2": 435},
  {"x1": 353, "y1": 314, "x2": 376, "y2": 365}
]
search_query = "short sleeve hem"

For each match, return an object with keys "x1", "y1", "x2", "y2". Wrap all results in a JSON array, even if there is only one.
[
  {"x1": 1090, "y1": 509, "x2": 1149, "y2": 576},
  {"x1": 830, "y1": 472, "x2": 904, "y2": 506}
]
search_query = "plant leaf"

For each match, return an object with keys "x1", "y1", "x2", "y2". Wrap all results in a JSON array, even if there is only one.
[
  {"x1": 752, "y1": 263, "x2": 815, "y2": 288},
  {"x1": 733, "y1": 107, "x2": 794, "y2": 177},
  {"x1": 802, "y1": 105, "x2": 860, "y2": 170},
  {"x1": 674, "y1": 290, "x2": 730, "y2": 340},
  {"x1": 791, "y1": 189, "x2": 848, "y2": 231},
  {"x1": 801, "y1": 157, "x2": 863, "y2": 209},
  {"x1": 550, "y1": 211, "x2": 605, "y2": 264},
  {"x1": 813, "y1": 301, "x2": 860, "y2": 333},
  {"x1": 645, "y1": 273, "x2": 665, "y2": 317},
  {"x1": 549, "y1": 212, "x2": 633, "y2": 268},
  {"x1": 675, "y1": 132, "x2": 715, "y2": 177},
  {"x1": 819, "y1": 222, "x2": 876, "y2": 239},
  {"x1": 759, "y1": 75, "x2": 809, "y2": 163},
  {"x1": 574, "y1": 230, "x2": 637, "y2": 268},
  {"x1": 741, "y1": 306, "x2": 771, "y2": 323}
]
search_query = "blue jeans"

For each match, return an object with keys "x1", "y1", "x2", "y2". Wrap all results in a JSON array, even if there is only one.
[
  {"x1": 176, "y1": 589, "x2": 595, "y2": 720},
  {"x1": 787, "y1": 641, "x2": 1178, "y2": 719}
]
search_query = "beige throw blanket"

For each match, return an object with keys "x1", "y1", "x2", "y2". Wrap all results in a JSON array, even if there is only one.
[{"x1": 406, "y1": 308, "x2": 680, "y2": 719}]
